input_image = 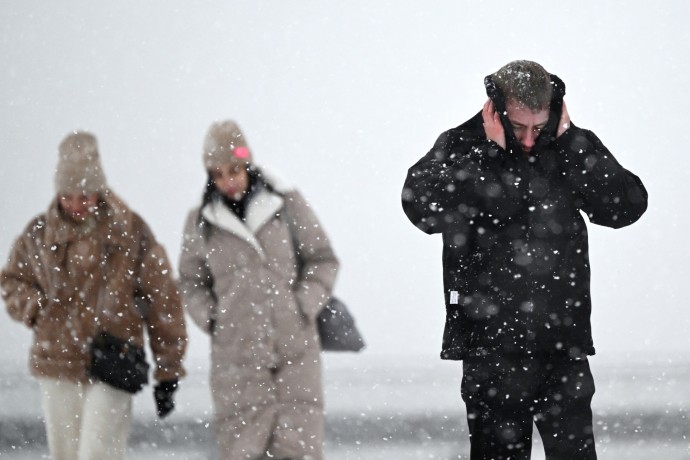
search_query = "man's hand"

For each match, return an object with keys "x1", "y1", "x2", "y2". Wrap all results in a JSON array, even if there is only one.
[
  {"x1": 557, "y1": 100, "x2": 571, "y2": 138},
  {"x1": 482, "y1": 99, "x2": 506, "y2": 149}
]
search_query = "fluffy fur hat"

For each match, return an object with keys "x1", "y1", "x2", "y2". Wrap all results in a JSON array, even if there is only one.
[
  {"x1": 202, "y1": 120, "x2": 253, "y2": 170},
  {"x1": 54, "y1": 131, "x2": 107, "y2": 195}
]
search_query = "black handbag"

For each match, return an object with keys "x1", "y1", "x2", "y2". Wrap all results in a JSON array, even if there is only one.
[
  {"x1": 317, "y1": 297, "x2": 365, "y2": 352},
  {"x1": 89, "y1": 330, "x2": 150, "y2": 394},
  {"x1": 278, "y1": 195, "x2": 365, "y2": 352}
]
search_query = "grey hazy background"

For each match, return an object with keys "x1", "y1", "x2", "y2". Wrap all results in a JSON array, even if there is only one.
[{"x1": 1, "y1": 1, "x2": 689, "y2": 372}]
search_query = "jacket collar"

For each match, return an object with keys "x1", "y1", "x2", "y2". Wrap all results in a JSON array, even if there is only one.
[{"x1": 201, "y1": 184, "x2": 284, "y2": 259}]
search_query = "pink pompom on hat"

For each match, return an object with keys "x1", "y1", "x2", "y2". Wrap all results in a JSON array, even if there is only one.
[{"x1": 202, "y1": 120, "x2": 253, "y2": 169}]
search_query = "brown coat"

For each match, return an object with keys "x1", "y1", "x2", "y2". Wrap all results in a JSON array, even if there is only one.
[
  {"x1": 1, "y1": 191, "x2": 187, "y2": 384},
  {"x1": 179, "y1": 173, "x2": 338, "y2": 459}
]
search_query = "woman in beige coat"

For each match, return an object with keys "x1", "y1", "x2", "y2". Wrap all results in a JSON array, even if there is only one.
[
  {"x1": 179, "y1": 120, "x2": 338, "y2": 460},
  {"x1": 1, "y1": 132, "x2": 187, "y2": 460}
]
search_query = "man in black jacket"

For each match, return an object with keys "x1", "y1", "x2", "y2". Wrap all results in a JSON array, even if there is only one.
[{"x1": 401, "y1": 60, "x2": 647, "y2": 459}]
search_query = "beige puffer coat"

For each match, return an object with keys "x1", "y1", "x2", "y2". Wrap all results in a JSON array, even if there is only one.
[
  {"x1": 179, "y1": 173, "x2": 338, "y2": 460},
  {"x1": 1, "y1": 191, "x2": 187, "y2": 384}
]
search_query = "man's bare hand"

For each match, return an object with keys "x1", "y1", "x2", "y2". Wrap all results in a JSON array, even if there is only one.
[
  {"x1": 557, "y1": 100, "x2": 571, "y2": 138},
  {"x1": 482, "y1": 99, "x2": 506, "y2": 149}
]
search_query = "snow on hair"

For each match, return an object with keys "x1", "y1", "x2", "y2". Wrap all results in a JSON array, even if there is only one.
[{"x1": 493, "y1": 60, "x2": 553, "y2": 112}]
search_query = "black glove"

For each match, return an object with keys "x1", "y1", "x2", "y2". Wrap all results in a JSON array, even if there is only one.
[{"x1": 154, "y1": 379, "x2": 178, "y2": 418}]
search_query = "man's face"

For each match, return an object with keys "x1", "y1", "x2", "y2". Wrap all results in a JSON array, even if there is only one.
[
  {"x1": 59, "y1": 192, "x2": 99, "y2": 223},
  {"x1": 505, "y1": 100, "x2": 550, "y2": 154}
]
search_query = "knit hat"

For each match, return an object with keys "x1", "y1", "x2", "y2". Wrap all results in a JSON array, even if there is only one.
[
  {"x1": 202, "y1": 120, "x2": 253, "y2": 170},
  {"x1": 54, "y1": 131, "x2": 107, "y2": 195}
]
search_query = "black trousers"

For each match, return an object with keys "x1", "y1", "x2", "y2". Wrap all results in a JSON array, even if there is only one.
[{"x1": 461, "y1": 353, "x2": 597, "y2": 460}]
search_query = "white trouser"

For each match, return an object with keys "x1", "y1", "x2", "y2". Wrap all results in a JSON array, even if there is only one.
[{"x1": 39, "y1": 378, "x2": 133, "y2": 460}]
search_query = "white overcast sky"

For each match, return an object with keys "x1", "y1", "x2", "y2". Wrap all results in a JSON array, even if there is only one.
[{"x1": 1, "y1": 1, "x2": 689, "y2": 366}]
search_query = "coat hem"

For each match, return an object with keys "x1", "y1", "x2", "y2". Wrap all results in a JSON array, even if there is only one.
[{"x1": 441, "y1": 345, "x2": 597, "y2": 361}]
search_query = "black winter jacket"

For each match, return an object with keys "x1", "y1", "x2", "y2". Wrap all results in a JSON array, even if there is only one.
[{"x1": 402, "y1": 74, "x2": 648, "y2": 360}]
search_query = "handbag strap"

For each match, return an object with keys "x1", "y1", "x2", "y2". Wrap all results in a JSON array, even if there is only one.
[
  {"x1": 93, "y1": 238, "x2": 150, "y2": 333},
  {"x1": 253, "y1": 177, "x2": 301, "y2": 263},
  {"x1": 93, "y1": 240, "x2": 109, "y2": 332},
  {"x1": 277, "y1": 197, "x2": 304, "y2": 274}
]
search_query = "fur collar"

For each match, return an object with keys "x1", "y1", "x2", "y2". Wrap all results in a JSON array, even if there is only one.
[
  {"x1": 43, "y1": 189, "x2": 134, "y2": 248},
  {"x1": 201, "y1": 185, "x2": 284, "y2": 260}
]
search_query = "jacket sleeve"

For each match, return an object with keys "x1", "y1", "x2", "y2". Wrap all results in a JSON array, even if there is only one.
[
  {"x1": 1, "y1": 223, "x2": 47, "y2": 328},
  {"x1": 135, "y1": 216, "x2": 187, "y2": 382},
  {"x1": 402, "y1": 128, "x2": 523, "y2": 234},
  {"x1": 178, "y1": 210, "x2": 218, "y2": 334},
  {"x1": 285, "y1": 191, "x2": 339, "y2": 321},
  {"x1": 554, "y1": 126, "x2": 648, "y2": 228}
]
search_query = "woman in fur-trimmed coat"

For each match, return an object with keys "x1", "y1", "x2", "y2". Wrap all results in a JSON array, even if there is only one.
[
  {"x1": 179, "y1": 120, "x2": 338, "y2": 460},
  {"x1": 1, "y1": 131, "x2": 187, "y2": 460}
]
